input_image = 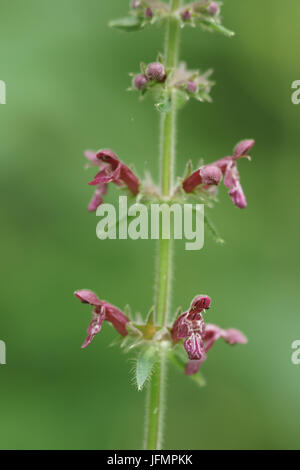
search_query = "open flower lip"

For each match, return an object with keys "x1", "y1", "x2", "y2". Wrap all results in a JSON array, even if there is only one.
[
  {"x1": 171, "y1": 295, "x2": 247, "y2": 375},
  {"x1": 74, "y1": 290, "x2": 129, "y2": 348},
  {"x1": 92, "y1": 150, "x2": 140, "y2": 195},
  {"x1": 84, "y1": 149, "x2": 140, "y2": 211}
]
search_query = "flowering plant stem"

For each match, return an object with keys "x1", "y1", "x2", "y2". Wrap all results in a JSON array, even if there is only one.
[
  {"x1": 77, "y1": 0, "x2": 253, "y2": 452},
  {"x1": 144, "y1": 0, "x2": 182, "y2": 450}
]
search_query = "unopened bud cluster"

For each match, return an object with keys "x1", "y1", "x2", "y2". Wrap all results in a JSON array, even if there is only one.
[
  {"x1": 130, "y1": 0, "x2": 158, "y2": 22},
  {"x1": 180, "y1": 1, "x2": 220, "y2": 23},
  {"x1": 111, "y1": 1, "x2": 232, "y2": 38},
  {"x1": 133, "y1": 62, "x2": 166, "y2": 91},
  {"x1": 130, "y1": 0, "x2": 220, "y2": 24},
  {"x1": 132, "y1": 61, "x2": 214, "y2": 108}
]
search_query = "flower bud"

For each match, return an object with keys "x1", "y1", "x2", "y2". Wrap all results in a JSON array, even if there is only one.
[
  {"x1": 187, "y1": 81, "x2": 198, "y2": 94},
  {"x1": 200, "y1": 165, "x2": 222, "y2": 185},
  {"x1": 145, "y1": 7, "x2": 153, "y2": 18},
  {"x1": 181, "y1": 9, "x2": 192, "y2": 21},
  {"x1": 207, "y1": 2, "x2": 220, "y2": 16},
  {"x1": 133, "y1": 74, "x2": 148, "y2": 90},
  {"x1": 146, "y1": 62, "x2": 166, "y2": 82}
]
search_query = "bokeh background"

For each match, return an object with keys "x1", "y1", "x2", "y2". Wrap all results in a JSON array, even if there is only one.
[{"x1": 1, "y1": 0, "x2": 300, "y2": 450}]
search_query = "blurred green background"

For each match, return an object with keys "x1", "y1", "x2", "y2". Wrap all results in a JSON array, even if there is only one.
[{"x1": 1, "y1": 0, "x2": 300, "y2": 450}]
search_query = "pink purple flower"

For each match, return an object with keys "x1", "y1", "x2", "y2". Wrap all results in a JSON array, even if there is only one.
[
  {"x1": 185, "y1": 325, "x2": 247, "y2": 375},
  {"x1": 183, "y1": 165, "x2": 222, "y2": 193},
  {"x1": 183, "y1": 139, "x2": 255, "y2": 208},
  {"x1": 171, "y1": 295, "x2": 247, "y2": 375},
  {"x1": 171, "y1": 295, "x2": 210, "y2": 361},
  {"x1": 213, "y1": 139, "x2": 254, "y2": 208},
  {"x1": 75, "y1": 290, "x2": 129, "y2": 348},
  {"x1": 87, "y1": 149, "x2": 140, "y2": 209},
  {"x1": 84, "y1": 151, "x2": 108, "y2": 212}
]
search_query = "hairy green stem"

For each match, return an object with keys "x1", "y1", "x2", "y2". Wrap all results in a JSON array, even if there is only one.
[
  {"x1": 157, "y1": 0, "x2": 181, "y2": 328},
  {"x1": 144, "y1": 350, "x2": 166, "y2": 450},
  {"x1": 144, "y1": 0, "x2": 182, "y2": 451},
  {"x1": 161, "y1": 0, "x2": 181, "y2": 197}
]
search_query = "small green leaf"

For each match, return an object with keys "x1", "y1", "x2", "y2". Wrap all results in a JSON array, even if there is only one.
[
  {"x1": 109, "y1": 16, "x2": 144, "y2": 32},
  {"x1": 136, "y1": 346, "x2": 158, "y2": 391},
  {"x1": 202, "y1": 19, "x2": 235, "y2": 37}
]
